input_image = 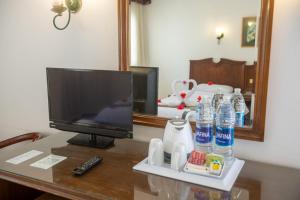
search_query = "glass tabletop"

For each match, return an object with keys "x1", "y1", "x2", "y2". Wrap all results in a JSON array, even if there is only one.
[{"x1": 0, "y1": 132, "x2": 299, "y2": 200}]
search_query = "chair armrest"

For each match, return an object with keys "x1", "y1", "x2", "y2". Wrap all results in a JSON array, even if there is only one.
[{"x1": 0, "y1": 132, "x2": 41, "y2": 149}]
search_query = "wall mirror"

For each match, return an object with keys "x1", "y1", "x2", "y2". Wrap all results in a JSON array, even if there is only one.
[{"x1": 118, "y1": 0, "x2": 274, "y2": 141}]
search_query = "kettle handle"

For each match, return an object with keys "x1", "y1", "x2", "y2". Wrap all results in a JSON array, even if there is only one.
[{"x1": 182, "y1": 111, "x2": 192, "y2": 120}]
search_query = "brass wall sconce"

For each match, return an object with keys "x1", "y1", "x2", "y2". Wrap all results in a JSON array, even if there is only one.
[
  {"x1": 51, "y1": 0, "x2": 82, "y2": 30},
  {"x1": 216, "y1": 27, "x2": 225, "y2": 45}
]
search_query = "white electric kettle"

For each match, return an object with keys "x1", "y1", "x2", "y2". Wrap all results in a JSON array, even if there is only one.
[{"x1": 163, "y1": 111, "x2": 195, "y2": 163}]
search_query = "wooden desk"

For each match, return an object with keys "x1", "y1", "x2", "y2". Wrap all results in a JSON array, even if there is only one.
[{"x1": 0, "y1": 133, "x2": 299, "y2": 200}]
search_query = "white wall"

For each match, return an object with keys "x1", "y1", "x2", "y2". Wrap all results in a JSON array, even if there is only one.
[
  {"x1": 1, "y1": 0, "x2": 300, "y2": 170},
  {"x1": 137, "y1": 0, "x2": 260, "y2": 97},
  {"x1": 134, "y1": 0, "x2": 300, "y2": 169},
  {"x1": 0, "y1": 0, "x2": 119, "y2": 139}
]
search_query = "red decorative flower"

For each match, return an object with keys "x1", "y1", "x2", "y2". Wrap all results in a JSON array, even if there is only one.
[
  {"x1": 183, "y1": 80, "x2": 187, "y2": 84},
  {"x1": 208, "y1": 81, "x2": 214, "y2": 86},
  {"x1": 180, "y1": 92, "x2": 187, "y2": 99},
  {"x1": 177, "y1": 103, "x2": 186, "y2": 110},
  {"x1": 157, "y1": 99, "x2": 161, "y2": 104},
  {"x1": 197, "y1": 96, "x2": 202, "y2": 102}
]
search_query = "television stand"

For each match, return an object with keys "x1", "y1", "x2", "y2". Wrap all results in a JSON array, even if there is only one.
[{"x1": 67, "y1": 133, "x2": 114, "y2": 149}]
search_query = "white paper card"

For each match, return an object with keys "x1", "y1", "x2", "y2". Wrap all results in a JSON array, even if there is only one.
[
  {"x1": 6, "y1": 150, "x2": 43, "y2": 165},
  {"x1": 30, "y1": 155, "x2": 67, "y2": 170}
]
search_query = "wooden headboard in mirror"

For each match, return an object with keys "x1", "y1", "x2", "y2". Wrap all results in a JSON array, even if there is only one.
[
  {"x1": 118, "y1": 0, "x2": 274, "y2": 141},
  {"x1": 190, "y1": 58, "x2": 256, "y2": 93},
  {"x1": 190, "y1": 59, "x2": 243, "y2": 92}
]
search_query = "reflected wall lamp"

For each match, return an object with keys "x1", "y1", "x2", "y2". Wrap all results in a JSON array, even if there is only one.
[
  {"x1": 216, "y1": 27, "x2": 225, "y2": 45},
  {"x1": 51, "y1": 0, "x2": 82, "y2": 30}
]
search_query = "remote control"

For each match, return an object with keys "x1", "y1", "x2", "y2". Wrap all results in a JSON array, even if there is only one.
[{"x1": 72, "y1": 156, "x2": 103, "y2": 176}]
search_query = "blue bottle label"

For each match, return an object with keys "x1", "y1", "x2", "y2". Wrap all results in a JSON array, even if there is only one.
[
  {"x1": 216, "y1": 127, "x2": 234, "y2": 147},
  {"x1": 235, "y1": 112, "x2": 244, "y2": 127},
  {"x1": 195, "y1": 125, "x2": 213, "y2": 144}
]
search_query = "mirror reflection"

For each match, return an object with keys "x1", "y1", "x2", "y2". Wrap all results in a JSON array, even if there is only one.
[
  {"x1": 130, "y1": 0, "x2": 261, "y2": 128},
  {"x1": 134, "y1": 174, "x2": 257, "y2": 200}
]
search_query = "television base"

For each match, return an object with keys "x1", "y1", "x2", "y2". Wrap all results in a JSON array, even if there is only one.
[{"x1": 67, "y1": 133, "x2": 114, "y2": 149}]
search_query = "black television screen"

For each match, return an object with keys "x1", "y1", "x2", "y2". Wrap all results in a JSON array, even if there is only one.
[
  {"x1": 46, "y1": 68, "x2": 133, "y2": 147},
  {"x1": 129, "y1": 66, "x2": 158, "y2": 115}
]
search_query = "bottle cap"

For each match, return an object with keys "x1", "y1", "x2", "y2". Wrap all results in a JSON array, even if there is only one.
[
  {"x1": 202, "y1": 95, "x2": 208, "y2": 99},
  {"x1": 234, "y1": 88, "x2": 241, "y2": 93},
  {"x1": 201, "y1": 95, "x2": 211, "y2": 103},
  {"x1": 223, "y1": 95, "x2": 232, "y2": 101}
]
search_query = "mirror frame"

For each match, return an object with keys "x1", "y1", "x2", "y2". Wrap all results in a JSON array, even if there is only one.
[{"x1": 118, "y1": 0, "x2": 274, "y2": 142}]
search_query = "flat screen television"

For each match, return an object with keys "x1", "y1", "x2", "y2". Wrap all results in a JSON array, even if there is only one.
[
  {"x1": 129, "y1": 66, "x2": 158, "y2": 115},
  {"x1": 46, "y1": 68, "x2": 133, "y2": 148}
]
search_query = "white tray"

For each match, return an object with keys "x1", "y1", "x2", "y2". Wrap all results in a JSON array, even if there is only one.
[{"x1": 133, "y1": 158, "x2": 245, "y2": 191}]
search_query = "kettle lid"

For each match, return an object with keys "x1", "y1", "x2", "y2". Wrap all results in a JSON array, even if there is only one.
[{"x1": 169, "y1": 118, "x2": 187, "y2": 127}]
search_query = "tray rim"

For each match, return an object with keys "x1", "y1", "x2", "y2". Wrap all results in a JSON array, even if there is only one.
[{"x1": 133, "y1": 157, "x2": 245, "y2": 191}]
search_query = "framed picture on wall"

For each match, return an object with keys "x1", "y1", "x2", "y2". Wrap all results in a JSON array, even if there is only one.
[{"x1": 241, "y1": 17, "x2": 257, "y2": 47}]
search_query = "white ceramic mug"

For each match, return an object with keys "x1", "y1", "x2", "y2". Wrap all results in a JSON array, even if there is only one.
[
  {"x1": 171, "y1": 143, "x2": 187, "y2": 171},
  {"x1": 148, "y1": 138, "x2": 164, "y2": 166}
]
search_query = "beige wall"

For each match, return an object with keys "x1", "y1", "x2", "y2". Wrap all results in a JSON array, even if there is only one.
[
  {"x1": 0, "y1": 0, "x2": 119, "y2": 139},
  {"x1": 0, "y1": 0, "x2": 300, "y2": 169}
]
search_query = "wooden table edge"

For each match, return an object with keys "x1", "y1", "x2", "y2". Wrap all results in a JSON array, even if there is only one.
[{"x1": 0, "y1": 170, "x2": 109, "y2": 200}]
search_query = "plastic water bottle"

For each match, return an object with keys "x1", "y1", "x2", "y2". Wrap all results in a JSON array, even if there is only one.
[
  {"x1": 212, "y1": 88, "x2": 224, "y2": 123},
  {"x1": 232, "y1": 88, "x2": 246, "y2": 127},
  {"x1": 215, "y1": 95, "x2": 235, "y2": 163},
  {"x1": 195, "y1": 96, "x2": 214, "y2": 153}
]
